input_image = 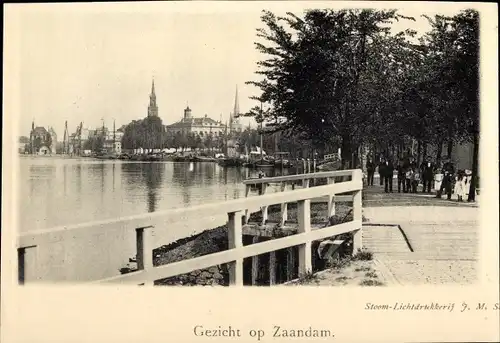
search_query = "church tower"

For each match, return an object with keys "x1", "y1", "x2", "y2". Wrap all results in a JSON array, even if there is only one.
[
  {"x1": 148, "y1": 78, "x2": 159, "y2": 117},
  {"x1": 230, "y1": 85, "x2": 242, "y2": 133}
]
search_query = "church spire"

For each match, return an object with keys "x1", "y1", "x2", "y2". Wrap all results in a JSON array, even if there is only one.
[{"x1": 148, "y1": 77, "x2": 158, "y2": 117}]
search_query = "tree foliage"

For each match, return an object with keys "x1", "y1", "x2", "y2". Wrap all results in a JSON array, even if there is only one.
[
  {"x1": 122, "y1": 117, "x2": 165, "y2": 150},
  {"x1": 247, "y1": 8, "x2": 479, "y2": 170}
]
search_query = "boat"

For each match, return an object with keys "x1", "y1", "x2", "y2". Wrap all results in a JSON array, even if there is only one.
[
  {"x1": 193, "y1": 155, "x2": 216, "y2": 162},
  {"x1": 255, "y1": 158, "x2": 275, "y2": 168},
  {"x1": 218, "y1": 158, "x2": 244, "y2": 167},
  {"x1": 118, "y1": 153, "x2": 131, "y2": 160},
  {"x1": 273, "y1": 152, "x2": 293, "y2": 168},
  {"x1": 173, "y1": 155, "x2": 190, "y2": 162}
]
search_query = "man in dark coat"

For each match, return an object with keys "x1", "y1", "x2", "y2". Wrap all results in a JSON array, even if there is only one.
[
  {"x1": 397, "y1": 159, "x2": 406, "y2": 193},
  {"x1": 436, "y1": 158, "x2": 455, "y2": 200},
  {"x1": 378, "y1": 157, "x2": 385, "y2": 186},
  {"x1": 383, "y1": 159, "x2": 394, "y2": 193},
  {"x1": 366, "y1": 157, "x2": 375, "y2": 186},
  {"x1": 420, "y1": 157, "x2": 435, "y2": 193}
]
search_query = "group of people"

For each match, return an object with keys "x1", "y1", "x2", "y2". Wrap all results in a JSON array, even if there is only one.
[{"x1": 365, "y1": 154, "x2": 473, "y2": 201}]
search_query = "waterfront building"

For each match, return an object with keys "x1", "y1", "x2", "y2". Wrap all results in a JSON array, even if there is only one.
[
  {"x1": 29, "y1": 122, "x2": 56, "y2": 155},
  {"x1": 165, "y1": 106, "x2": 226, "y2": 137}
]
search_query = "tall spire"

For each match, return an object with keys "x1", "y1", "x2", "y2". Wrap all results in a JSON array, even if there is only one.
[
  {"x1": 233, "y1": 84, "x2": 240, "y2": 118},
  {"x1": 148, "y1": 77, "x2": 158, "y2": 117}
]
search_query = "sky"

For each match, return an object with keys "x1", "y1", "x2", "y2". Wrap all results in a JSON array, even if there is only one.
[{"x1": 8, "y1": 2, "x2": 465, "y2": 138}]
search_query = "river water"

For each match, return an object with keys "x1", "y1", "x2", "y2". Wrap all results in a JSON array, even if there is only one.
[
  {"x1": 19, "y1": 156, "x2": 291, "y2": 232},
  {"x1": 17, "y1": 156, "x2": 299, "y2": 282}
]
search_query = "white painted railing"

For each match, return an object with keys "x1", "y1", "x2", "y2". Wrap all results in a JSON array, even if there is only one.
[{"x1": 17, "y1": 169, "x2": 363, "y2": 286}]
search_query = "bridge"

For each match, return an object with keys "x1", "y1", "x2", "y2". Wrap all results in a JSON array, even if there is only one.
[{"x1": 17, "y1": 169, "x2": 365, "y2": 285}]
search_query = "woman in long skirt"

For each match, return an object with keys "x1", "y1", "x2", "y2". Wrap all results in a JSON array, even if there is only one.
[{"x1": 454, "y1": 171, "x2": 467, "y2": 202}]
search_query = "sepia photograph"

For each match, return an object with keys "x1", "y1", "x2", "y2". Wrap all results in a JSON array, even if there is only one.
[
  {"x1": 10, "y1": 3, "x2": 485, "y2": 288},
  {"x1": 3, "y1": 2, "x2": 499, "y2": 342}
]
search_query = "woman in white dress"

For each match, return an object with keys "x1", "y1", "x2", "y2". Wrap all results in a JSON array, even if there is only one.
[
  {"x1": 434, "y1": 170, "x2": 444, "y2": 194},
  {"x1": 454, "y1": 171, "x2": 467, "y2": 202}
]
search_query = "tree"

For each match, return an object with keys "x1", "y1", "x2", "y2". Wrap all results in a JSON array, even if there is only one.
[
  {"x1": 247, "y1": 9, "x2": 417, "y2": 168},
  {"x1": 204, "y1": 133, "x2": 214, "y2": 153},
  {"x1": 122, "y1": 116, "x2": 165, "y2": 152}
]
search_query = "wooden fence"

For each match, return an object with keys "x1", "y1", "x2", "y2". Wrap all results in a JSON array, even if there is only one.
[{"x1": 17, "y1": 169, "x2": 363, "y2": 286}]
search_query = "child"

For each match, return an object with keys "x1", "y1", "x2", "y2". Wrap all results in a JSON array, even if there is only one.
[
  {"x1": 412, "y1": 168, "x2": 420, "y2": 193},
  {"x1": 454, "y1": 170, "x2": 466, "y2": 202},
  {"x1": 464, "y1": 169, "x2": 472, "y2": 199}
]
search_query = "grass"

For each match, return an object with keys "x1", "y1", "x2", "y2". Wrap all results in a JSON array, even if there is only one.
[
  {"x1": 365, "y1": 271, "x2": 378, "y2": 279},
  {"x1": 296, "y1": 271, "x2": 319, "y2": 285},
  {"x1": 359, "y1": 279, "x2": 385, "y2": 286},
  {"x1": 355, "y1": 266, "x2": 372, "y2": 272},
  {"x1": 353, "y1": 249, "x2": 374, "y2": 261},
  {"x1": 335, "y1": 276, "x2": 349, "y2": 282}
]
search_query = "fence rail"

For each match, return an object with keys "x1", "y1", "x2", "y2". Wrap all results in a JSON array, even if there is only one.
[{"x1": 17, "y1": 169, "x2": 363, "y2": 285}]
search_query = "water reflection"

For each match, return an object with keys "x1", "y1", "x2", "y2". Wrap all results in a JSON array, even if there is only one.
[
  {"x1": 142, "y1": 163, "x2": 164, "y2": 213},
  {"x1": 19, "y1": 158, "x2": 294, "y2": 232}
]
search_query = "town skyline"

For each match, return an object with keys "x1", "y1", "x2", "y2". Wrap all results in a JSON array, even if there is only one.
[{"x1": 13, "y1": 3, "x2": 461, "y2": 138}]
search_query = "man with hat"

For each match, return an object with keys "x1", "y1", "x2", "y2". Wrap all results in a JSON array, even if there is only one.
[
  {"x1": 420, "y1": 157, "x2": 435, "y2": 193},
  {"x1": 436, "y1": 157, "x2": 455, "y2": 200}
]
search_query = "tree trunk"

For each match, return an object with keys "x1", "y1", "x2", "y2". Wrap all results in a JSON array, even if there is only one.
[
  {"x1": 341, "y1": 135, "x2": 352, "y2": 170},
  {"x1": 468, "y1": 131, "x2": 479, "y2": 202},
  {"x1": 436, "y1": 139, "x2": 443, "y2": 165},
  {"x1": 417, "y1": 140, "x2": 422, "y2": 166},
  {"x1": 422, "y1": 142, "x2": 428, "y2": 162},
  {"x1": 447, "y1": 139, "x2": 453, "y2": 159}
]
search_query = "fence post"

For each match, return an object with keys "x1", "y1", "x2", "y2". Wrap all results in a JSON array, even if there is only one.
[
  {"x1": 307, "y1": 158, "x2": 311, "y2": 173},
  {"x1": 327, "y1": 177, "x2": 336, "y2": 218},
  {"x1": 228, "y1": 211, "x2": 244, "y2": 286},
  {"x1": 286, "y1": 248, "x2": 295, "y2": 281},
  {"x1": 260, "y1": 183, "x2": 268, "y2": 225},
  {"x1": 136, "y1": 227, "x2": 154, "y2": 285},
  {"x1": 244, "y1": 184, "x2": 250, "y2": 224},
  {"x1": 280, "y1": 182, "x2": 288, "y2": 226},
  {"x1": 352, "y1": 170, "x2": 363, "y2": 256},
  {"x1": 269, "y1": 249, "x2": 277, "y2": 285},
  {"x1": 251, "y1": 236, "x2": 259, "y2": 285},
  {"x1": 302, "y1": 159, "x2": 306, "y2": 174},
  {"x1": 17, "y1": 245, "x2": 38, "y2": 285},
  {"x1": 297, "y1": 199, "x2": 312, "y2": 277}
]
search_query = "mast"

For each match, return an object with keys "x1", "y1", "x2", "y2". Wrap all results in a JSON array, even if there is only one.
[
  {"x1": 63, "y1": 120, "x2": 69, "y2": 155},
  {"x1": 30, "y1": 120, "x2": 35, "y2": 155},
  {"x1": 79, "y1": 122, "x2": 83, "y2": 156},
  {"x1": 113, "y1": 119, "x2": 116, "y2": 154},
  {"x1": 224, "y1": 121, "x2": 228, "y2": 157},
  {"x1": 260, "y1": 101, "x2": 263, "y2": 161}
]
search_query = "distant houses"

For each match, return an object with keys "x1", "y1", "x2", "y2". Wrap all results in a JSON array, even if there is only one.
[{"x1": 23, "y1": 123, "x2": 57, "y2": 155}]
